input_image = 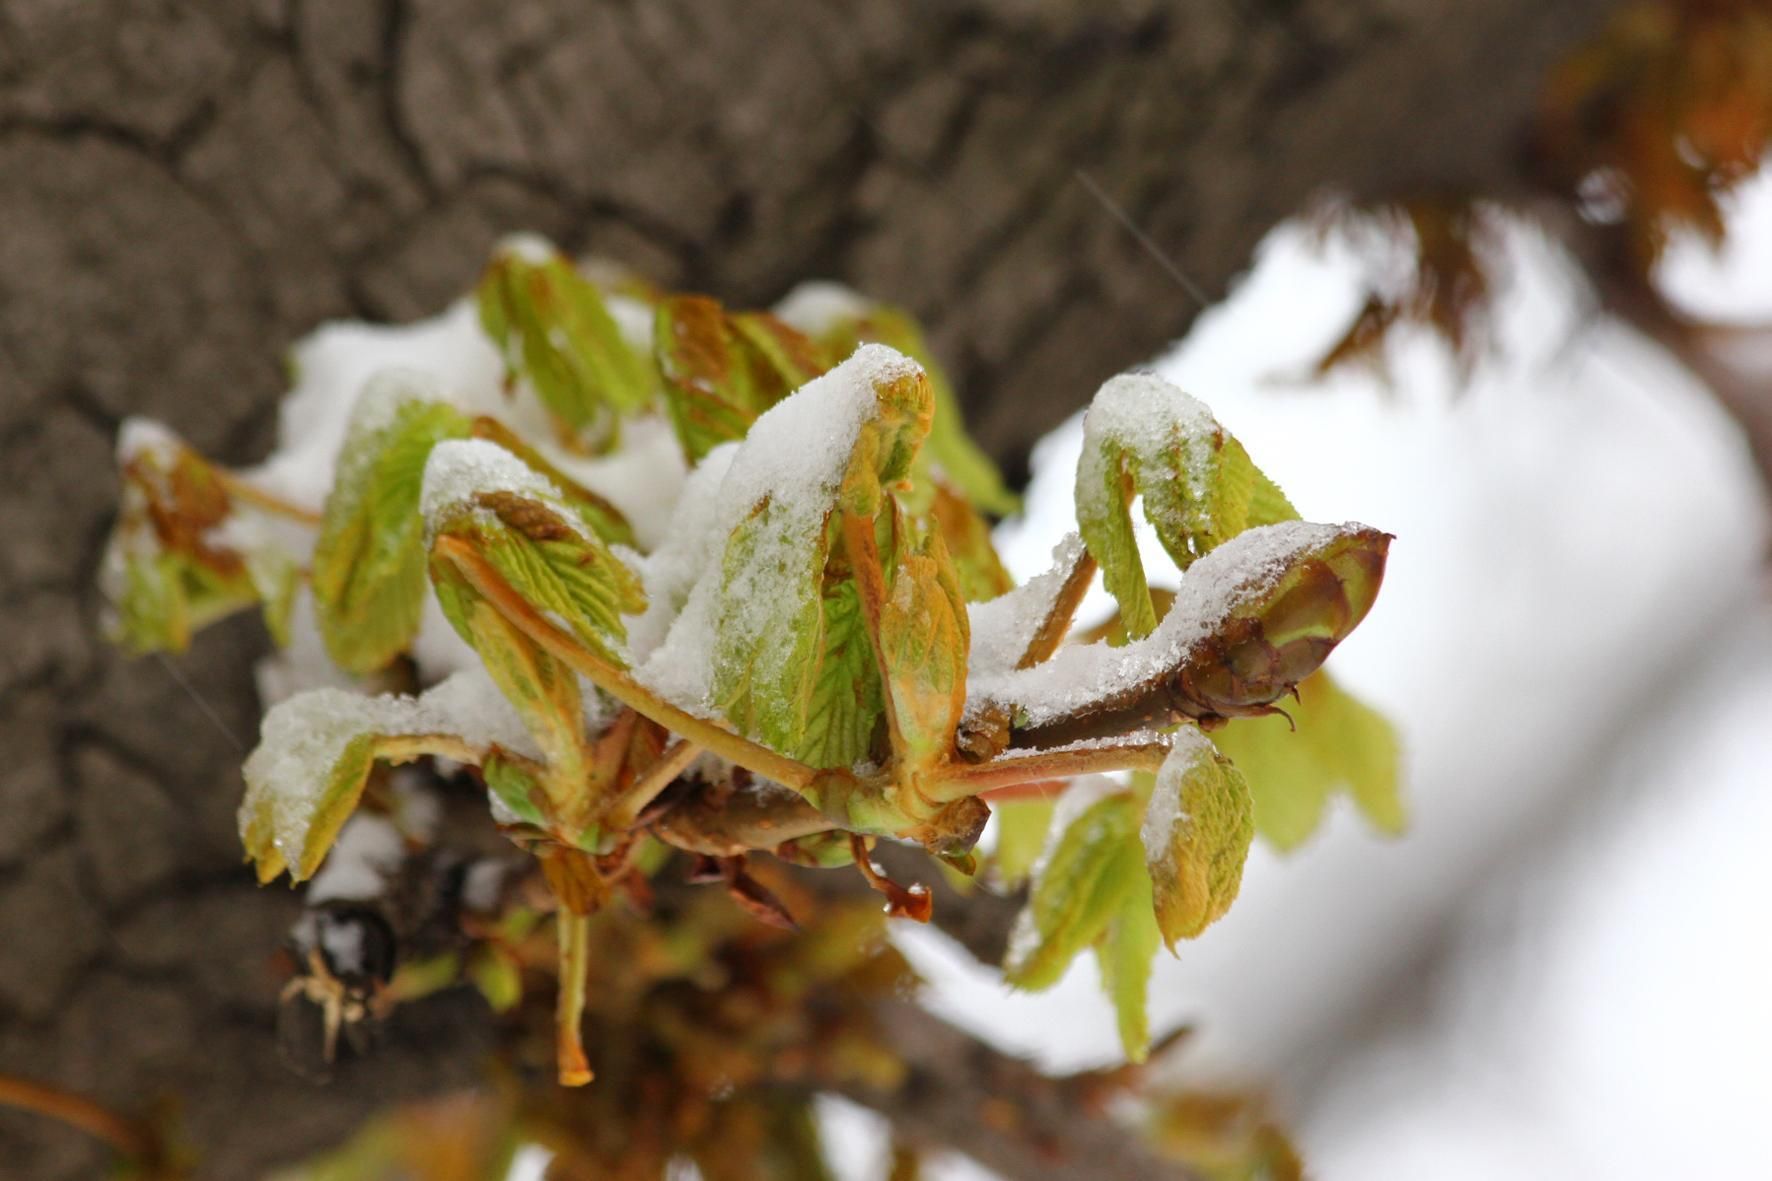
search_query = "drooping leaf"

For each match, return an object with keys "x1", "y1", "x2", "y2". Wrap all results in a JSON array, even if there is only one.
[
  {"x1": 1094, "y1": 841, "x2": 1162, "y2": 1062},
  {"x1": 239, "y1": 688, "x2": 464, "y2": 883},
  {"x1": 975, "y1": 522, "x2": 1391, "y2": 747},
  {"x1": 477, "y1": 239, "x2": 653, "y2": 442},
  {"x1": 310, "y1": 373, "x2": 472, "y2": 674},
  {"x1": 1075, "y1": 372, "x2": 1298, "y2": 638},
  {"x1": 1005, "y1": 777, "x2": 1142, "y2": 991},
  {"x1": 428, "y1": 559, "x2": 595, "y2": 835},
  {"x1": 1209, "y1": 670, "x2": 1404, "y2": 850},
  {"x1": 1143, "y1": 728, "x2": 1255, "y2": 947},
  {"x1": 991, "y1": 797, "x2": 1055, "y2": 886}
]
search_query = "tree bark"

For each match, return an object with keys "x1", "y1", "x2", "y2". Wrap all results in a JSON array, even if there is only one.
[{"x1": 0, "y1": 0, "x2": 1619, "y2": 1175}]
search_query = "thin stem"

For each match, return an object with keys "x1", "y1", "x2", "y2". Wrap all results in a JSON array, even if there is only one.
[
  {"x1": 556, "y1": 911, "x2": 593, "y2": 1086},
  {"x1": 1018, "y1": 547, "x2": 1097, "y2": 668},
  {"x1": 929, "y1": 738, "x2": 1170, "y2": 799},
  {"x1": 605, "y1": 740, "x2": 701, "y2": 829},
  {"x1": 214, "y1": 470, "x2": 324, "y2": 526},
  {"x1": 0, "y1": 1074, "x2": 157, "y2": 1163},
  {"x1": 434, "y1": 536, "x2": 830, "y2": 794}
]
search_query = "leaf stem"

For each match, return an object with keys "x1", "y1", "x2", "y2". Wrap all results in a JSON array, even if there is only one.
[
  {"x1": 555, "y1": 911, "x2": 593, "y2": 1086},
  {"x1": 214, "y1": 470, "x2": 323, "y2": 526},
  {"x1": 928, "y1": 737, "x2": 1170, "y2": 799},
  {"x1": 605, "y1": 739, "x2": 701, "y2": 829}
]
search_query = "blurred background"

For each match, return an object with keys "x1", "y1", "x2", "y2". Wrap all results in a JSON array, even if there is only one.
[{"x1": 3, "y1": 1, "x2": 1769, "y2": 1178}]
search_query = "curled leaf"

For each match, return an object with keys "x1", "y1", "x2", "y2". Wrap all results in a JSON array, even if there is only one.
[
  {"x1": 972, "y1": 521, "x2": 1391, "y2": 744},
  {"x1": 1076, "y1": 372, "x2": 1297, "y2": 638}
]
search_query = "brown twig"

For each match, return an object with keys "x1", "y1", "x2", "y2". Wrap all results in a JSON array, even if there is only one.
[{"x1": 0, "y1": 1074, "x2": 161, "y2": 1166}]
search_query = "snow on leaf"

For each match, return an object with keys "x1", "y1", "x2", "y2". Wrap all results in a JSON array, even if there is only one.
[
  {"x1": 240, "y1": 673, "x2": 527, "y2": 882},
  {"x1": 423, "y1": 438, "x2": 645, "y2": 668},
  {"x1": 1142, "y1": 727, "x2": 1255, "y2": 948},
  {"x1": 310, "y1": 371, "x2": 472, "y2": 674},
  {"x1": 969, "y1": 521, "x2": 1387, "y2": 734},
  {"x1": 1075, "y1": 372, "x2": 1298, "y2": 639},
  {"x1": 1208, "y1": 670, "x2": 1404, "y2": 850},
  {"x1": 776, "y1": 283, "x2": 1018, "y2": 516},
  {"x1": 639, "y1": 345, "x2": 928, "y2": 760}
]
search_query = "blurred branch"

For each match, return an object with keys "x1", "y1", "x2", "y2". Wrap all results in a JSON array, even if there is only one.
[
  {"x1": 834, "y1": 1000, "x2": 1203, "y2": 1181},
  {"x1": 1542, "y1": 201, "x2": 1772, "y2": 507}
]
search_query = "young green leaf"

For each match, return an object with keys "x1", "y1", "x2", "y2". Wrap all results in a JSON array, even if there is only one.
[
  {"x1": 310, "y1": 373, "x2": 472, "y2": 674},
  {"x1": 706, "y1": 346, "x2": 933, "y2": 763},
  {"x1": 991, "y1": 797, "x2": 1055, "y2": 886},
  {"x1": 1005, "y1": 777, "x2": 1142, "y2": 991},
  {"x1": 795, "y1": 579, "x2": 885, "y2": 770},
  {"x1": 1094, "y1": 843, "x2": 1163, "y2": 1062},
  {"x1": 1075, "y1": 373, "x2": 1299, "y2": 639},
  {"x1": 1143, "y1": 727, "x2": 1255, "y2": 948},
  {"x1": 423, "y1": 439, "x2": 645, "y2": 668},
  {"x1": 1208, "y1": 670, "x2": 1404, "y2": 850},
  {"x1": 477, "y1": 240, "x2": 653, "y2": 441}
]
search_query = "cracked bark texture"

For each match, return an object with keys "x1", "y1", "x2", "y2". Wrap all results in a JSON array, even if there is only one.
[{"x1": 1, "y1": 0, "x2": 1617, "y2": 1176}]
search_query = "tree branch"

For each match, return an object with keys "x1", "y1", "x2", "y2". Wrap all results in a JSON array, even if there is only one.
[{"x1": 833, "y1": 1000, "x2": 1203, "y2": 1181}]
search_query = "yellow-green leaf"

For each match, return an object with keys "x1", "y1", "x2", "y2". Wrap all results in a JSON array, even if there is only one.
[
  {"x1": 1209, "y1": 670, "x2": 1404, "y2": 850},
  {"x1": 878, "y1": 531, "x2": 969, "y2": 770},
  {"x1": 1094, "y1": 844, "x2": 1162, "y2": 1062},
  {"x1": 709, "y1": 346, "x2": 932, "y2": 762},
  {"x1": 1143, "y1": 728, "x2": 1255, "y2": 947},
  {"x1": 477, "y1": 240, "x2": 653, "y2": 440},
  {"x1": 424, "y1": 439, "x2": 645, "y2": 669},
  {"x1": 102, "y1": 420, "x2": 273, "y2": 655},
  {"x1": 1005, "y1": 778, "x2": 1142, "y2": 991},
  {"x1": 795, "y1": 579, "x2": 884, "y2": 770},
  {"x1": 992, "y1": 798, "x2": 1055, "y2": 886},
  {"x1": 311, "y1": 375, "x2": 472, "y2": 674}
]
